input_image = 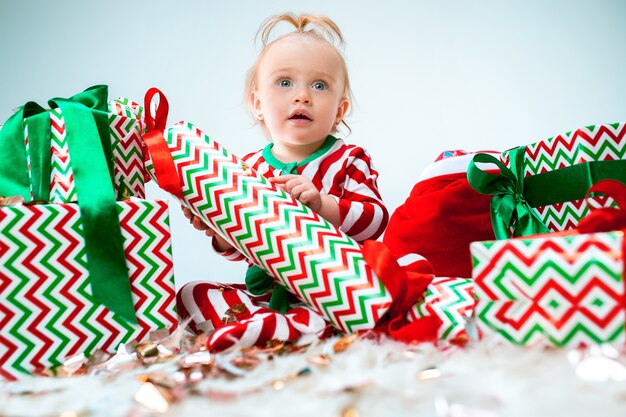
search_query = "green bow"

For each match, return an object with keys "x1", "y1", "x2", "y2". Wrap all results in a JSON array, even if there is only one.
[
  {"x1": 467, "y1": 148, "x2": 550, "y2": 239},
  {"x1": 0, "y1": 85, "x2": 136, "y2": 323}
]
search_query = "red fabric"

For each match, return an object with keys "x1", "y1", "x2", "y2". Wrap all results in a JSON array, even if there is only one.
[
  {"x1": 362, "y1": 240, "x2": 433, "y2": 320},
  {"x1": 578, "y1": 180, "x2": 626, "y2": 233},
  {"x1": 383, "y1": 171, "x2": 494, "y2": 277},
  {"x1": 386, "y1": 315, "x2": 442, "y2": 344},
  {"x1": 361, "y1": 240, "x2": 440, "y2": 342}
]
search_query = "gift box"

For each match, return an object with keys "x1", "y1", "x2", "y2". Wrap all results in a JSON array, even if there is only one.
[
  {"x1": 142, "y1": 88, "x2": 430, "y2": 335},
  {"x1": 470, "y1": 230, "x2": 625, "y2": 347},
  {"x1": 406, "y1": 276, "x2": 475, "y2": 343},
  {"x1": 0, "y1": 199, "x2": 178, "y2": 380},
  {"x1": 469, "y1": 123, "x2": 626, "y2": 240},
  {"x1": 507, "y1": 123, "x2": 626, "y2": 231},
  {"x1": 45, "y1": 94, "x2": 146, "y2": 203},
  {"x1": 1, "y1": 85, "x2": 149, "y2": 325}
]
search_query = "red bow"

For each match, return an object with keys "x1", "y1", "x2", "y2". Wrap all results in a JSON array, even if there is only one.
[
  {"x1": 142, "y1": 88, "x2": 184, "y2": 199},
  {"x1": 361, "y1": 240, "x2": 441, "y2": 343}
]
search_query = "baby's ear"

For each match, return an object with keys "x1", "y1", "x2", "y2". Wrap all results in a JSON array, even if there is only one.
[
  {"x1": 250, "y1": 90, "x2": 265, "y2": 121},
  {"x1": 335, "y1": 98, "x2": 349, "y2": 124}
]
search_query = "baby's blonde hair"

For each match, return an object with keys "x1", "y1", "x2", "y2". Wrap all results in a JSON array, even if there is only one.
[{"x1": 245, "y1": 12, "x2": 353, "y2": 134}]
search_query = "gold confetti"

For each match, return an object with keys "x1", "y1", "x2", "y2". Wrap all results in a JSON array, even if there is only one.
[
  {"x1": 272, "y1": 380, "x2": 285, "y2": 390},
  {"x1": 417, "y1": 367, "x2": 442, "y2": 381},
  {"x1": 227, "y1": 303, "x2": 247, "y2": 315},
  {"x1": 232, "y1": 355, "x2": 261, "y2": 370},
  {"x1": 242, "y1": 161, "x2": 252, "y2": 175},
  {"x1": 307, "y1": 354, "x2": 331, "y2": 366},
  {"x1": 86, "y1": 349, "x2": 111, "y2": 367},
  {"x1": 341, "y1": 406, "x2": 359, "y2": 417},
  {"x1": 117, "y1": 183, "x2": 132, "y2": 201},
  {"x1": 221, "y1": 315, "x2": 238, "y2": 325},
  {"x1": 150, "y1": 328, "x2": 172, "y2": 341},
  {"x1": 0, "y1": 195, "x2": 25, "y2": 207},
  {"x1": 24, "y1": 199, "x2": 48, "y2": 206},
  {"x1": 134, "y1": 382, "x2": 172, "y2": 413},
  {"x1": 136, "y1": 340, "x2": 159, "y2": 359},
  {"x1": 146, "y1": 373, "x2": 176, "y2": 389},
  {"x1": 62, "y1": 353, "x2": 87, "y2": 376},
  {"x1": 333, "y1": 334, "x2": 358, "y2": 353},
  {"x1": 180, "y1": 350, "x2": 213, "y2": 367}
]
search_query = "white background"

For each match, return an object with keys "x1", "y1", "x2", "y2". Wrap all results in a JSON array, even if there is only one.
[{"x1": 1, "y1": 0, "x2": 625, "y2": 288}]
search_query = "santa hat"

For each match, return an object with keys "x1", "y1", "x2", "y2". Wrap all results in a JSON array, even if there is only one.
[{"x1": 383, "y1": 151, "x2": 498, "y2": 278}]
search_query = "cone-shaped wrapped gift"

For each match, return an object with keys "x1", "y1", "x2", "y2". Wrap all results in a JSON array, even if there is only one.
[{"x1": 142, "y1": 88, "x2": 431, "y2": 334}]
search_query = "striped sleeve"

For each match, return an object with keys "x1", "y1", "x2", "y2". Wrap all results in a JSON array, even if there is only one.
[
  {"x1": 336, "y1": 147, "x2": 389, "y2": 242},
  {"x1": 210, "y1": 237, "x2": 247, "y2": 262}
]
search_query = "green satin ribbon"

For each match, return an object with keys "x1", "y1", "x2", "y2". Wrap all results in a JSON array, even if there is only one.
[
  {"x1": 468, "y1": 145, "x2": 626, "y2": 240},
  {"x1": 522, "y1": 159, "x2": 626, "y2": 208},
  {"x1": 0, "y1": 102, "x2": 47, "y2": 199},
  {"x1": 467, "y1": 148, "x2": 550, "y2": 239},
  {"x1": 0, "y1": 85, "x2": 136, "y2": 323}
]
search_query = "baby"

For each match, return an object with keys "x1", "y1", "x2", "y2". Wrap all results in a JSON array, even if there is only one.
[{"x1": 182, "y1": 12, "x2": 388, "y2": 314}]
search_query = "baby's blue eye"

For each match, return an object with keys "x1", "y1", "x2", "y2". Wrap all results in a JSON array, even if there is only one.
[
  {"x1": 279, "y1": 79, "x2": 292, "y2": 87},
  {"x1": 312, "y1": 82, "x2": 327, "y2": 91}
]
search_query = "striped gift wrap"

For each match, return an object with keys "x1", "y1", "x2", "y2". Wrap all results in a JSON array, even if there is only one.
[{"x1": 0, "y1": 199, "x2": 177, "y2": 380}]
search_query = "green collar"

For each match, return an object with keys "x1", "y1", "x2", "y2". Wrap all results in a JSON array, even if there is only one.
[{"x1": 262, "y1": 135, "x2": 337, "y2": 174}]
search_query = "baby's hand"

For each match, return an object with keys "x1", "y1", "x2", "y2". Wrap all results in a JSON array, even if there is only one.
[
  {"x1": 269, "y1": 175, "x2": 322, "y2": 212},
  {"x1": 181, "y1": 206, "x2": 216, "y2": 237}
]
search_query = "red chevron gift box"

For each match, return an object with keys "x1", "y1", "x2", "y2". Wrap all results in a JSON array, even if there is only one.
[
  {"x1": 471, "y1": 180, "x2": 626, "y2": 347},
  {"x1": 141, "y1": 88, "x2": 431, "y2": 335},
  {"x1": 0, "y1": 199, "x2": 177, "y2": 380},
  {"x1": 47, "y1": 93, "x2": 146, "y2": 203},
  {"x1": 471, "y1": 229, "x2": 625, "y2": 347},
  {"x1": 406, "y1": 276, "x2": 475, "y2": 344},
  {"x1": 468, "y1": 123, "x2": 626, "y2": 240}
]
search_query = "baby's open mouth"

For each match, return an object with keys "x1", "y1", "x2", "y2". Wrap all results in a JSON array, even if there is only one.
[{"x1": 289, "y1": 111, "x2": 312, "y2": 121}]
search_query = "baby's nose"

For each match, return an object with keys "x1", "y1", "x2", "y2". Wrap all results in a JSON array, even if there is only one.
[{"x1": 292, "y1": 90, "x2": 311, "y2": 104}]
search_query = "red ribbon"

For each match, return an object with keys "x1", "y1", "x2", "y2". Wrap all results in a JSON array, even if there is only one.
[
  {"x1": 361, "y1": 240, "x2": 441, "y2": 343},
  {"x1": 578, "y1": 180, "x2": 626, "y2": 233},
  {"x1": 142, "y1": 88, "x2": 184, "y2": 200}
]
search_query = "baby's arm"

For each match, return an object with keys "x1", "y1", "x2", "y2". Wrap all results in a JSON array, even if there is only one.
[{"x1": 334, "y1": 147, "x2": 389, "y2": 242}]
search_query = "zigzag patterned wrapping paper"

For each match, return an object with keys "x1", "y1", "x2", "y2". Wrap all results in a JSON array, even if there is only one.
[
  {"x1": 501, "y1": 123, "x2": 626, "y2": 231},
  {"x1": 144, "y1": 121, "x2": 393, "y2": 334},
  {"x1": 0, "y1": 199, "x2": 177, "y2": 380},
  {"x1": 42, "y1": 97, "x2": 146, "y2": 203},
  {"x1": 470, "y1": 231, "x2": 625, "y2": 347},
  {"x1": 406, "y1": 276, "x2": 475, "y2": 343}
]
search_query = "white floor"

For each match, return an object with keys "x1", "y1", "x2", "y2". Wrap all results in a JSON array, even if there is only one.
[{"x1": 2, "y1": 334, "x2": 626, "y2": 417}]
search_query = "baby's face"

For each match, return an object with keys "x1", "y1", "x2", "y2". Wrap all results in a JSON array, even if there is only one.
[{"x1": 253, "y1": 35, "x2": 348, "y2": 152}]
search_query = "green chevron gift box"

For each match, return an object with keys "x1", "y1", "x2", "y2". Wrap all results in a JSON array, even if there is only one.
[
  {"x1": 0, "y1": 198, "x2": 178, "y2": 380},
  {"x1": 1, "y1": 85, "x2": 150, "y2": 324},
  {"x1": 470, "y1": 230, "x2": 625, "y2": 347},
  {"x1": 35, "y1": 90, "x2": 146, "y2": 203},
  {"x1": 468, "y1": 123, "x2": 626, "y2": 240}
]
